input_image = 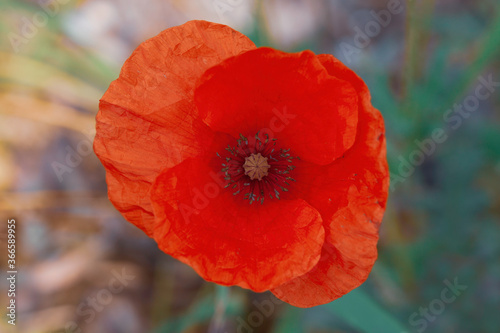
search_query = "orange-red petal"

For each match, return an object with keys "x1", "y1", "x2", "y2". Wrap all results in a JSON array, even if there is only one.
[
  {"x1": 94, "y1": 21, "x2": 256, "y2": 235},
  {"x1": 149, "y1": 134, "x2": 325, "y2": 291},
  {"x1": 271, "y1": 54, "x2": 389, "y2": 307},
  {"x1": 194, "y1": 47, "x2": 358, "y2": 166}
]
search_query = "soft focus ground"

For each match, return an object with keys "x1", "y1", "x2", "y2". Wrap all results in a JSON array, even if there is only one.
[{"x1": 0, "y1": 0, "x2": 499, "y2": 332}]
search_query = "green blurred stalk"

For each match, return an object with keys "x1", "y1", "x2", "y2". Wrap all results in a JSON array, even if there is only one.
[
  {"x1": 402, "y1": 0, "x2": 436, "y2": 115},
  {"x1": 208, "y1": 285, "x2": 229, "y2": 333},
  {"x1": 442, "y1": 4, "x2": 500, "y2": 109}
]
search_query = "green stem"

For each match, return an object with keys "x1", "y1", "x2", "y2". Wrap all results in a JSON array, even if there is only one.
[
  {"x1": 208, "y1": 285, "x2": 229, "y2": 333},
  {"x1": 441, "y1": 5, "x2": 500, "y2": 110}
]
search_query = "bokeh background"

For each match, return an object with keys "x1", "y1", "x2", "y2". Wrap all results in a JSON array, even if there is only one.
[{"x1": 1, "y1": 0, "x2": 499, "y2": 332}]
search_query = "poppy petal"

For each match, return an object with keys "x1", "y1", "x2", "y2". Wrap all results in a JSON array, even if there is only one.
[
  {"x1": 94, "y1": 21, "x2": 256, "y2": 235},
  {"x1": 149, "y1": 140, "x2": 325, "y2": 292},
  {"x1": 271, "y1": 54, "x2": 389, "y2": 307},
  {"x1": 194, "y1": 47, "x2": 358, "y2": 166}
]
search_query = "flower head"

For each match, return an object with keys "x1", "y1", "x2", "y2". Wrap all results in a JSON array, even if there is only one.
[{"x1": 94, "y1": 20, "x2": 389, "y2": 307}]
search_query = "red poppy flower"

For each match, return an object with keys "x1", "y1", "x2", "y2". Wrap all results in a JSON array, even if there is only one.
[{"x1": 94, "y1": 20, "x2": 389, "y2": 308}]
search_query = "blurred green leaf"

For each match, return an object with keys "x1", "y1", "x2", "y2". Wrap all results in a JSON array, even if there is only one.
[
  {"x1": 321, "y1": 289, "x2": 408, "y2": 333},
  {"x1": 443, "y1": 6, "x2": 500, "y2": 107},
  {"x1": 273, "y1": 306, "x2": 304, "y2": 333},
  {"x1": 153, "y1": 287, "x2": 243, "y2": 333}
]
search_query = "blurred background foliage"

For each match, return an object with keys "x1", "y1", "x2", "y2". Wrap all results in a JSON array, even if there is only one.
[{"x1": 0, "y1": 0, "x2": 499, "y2": 332}]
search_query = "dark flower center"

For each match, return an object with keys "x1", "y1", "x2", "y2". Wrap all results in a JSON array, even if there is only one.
[{"x1": 218, "y1": 132, "x2": 297, "y2": 204}]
